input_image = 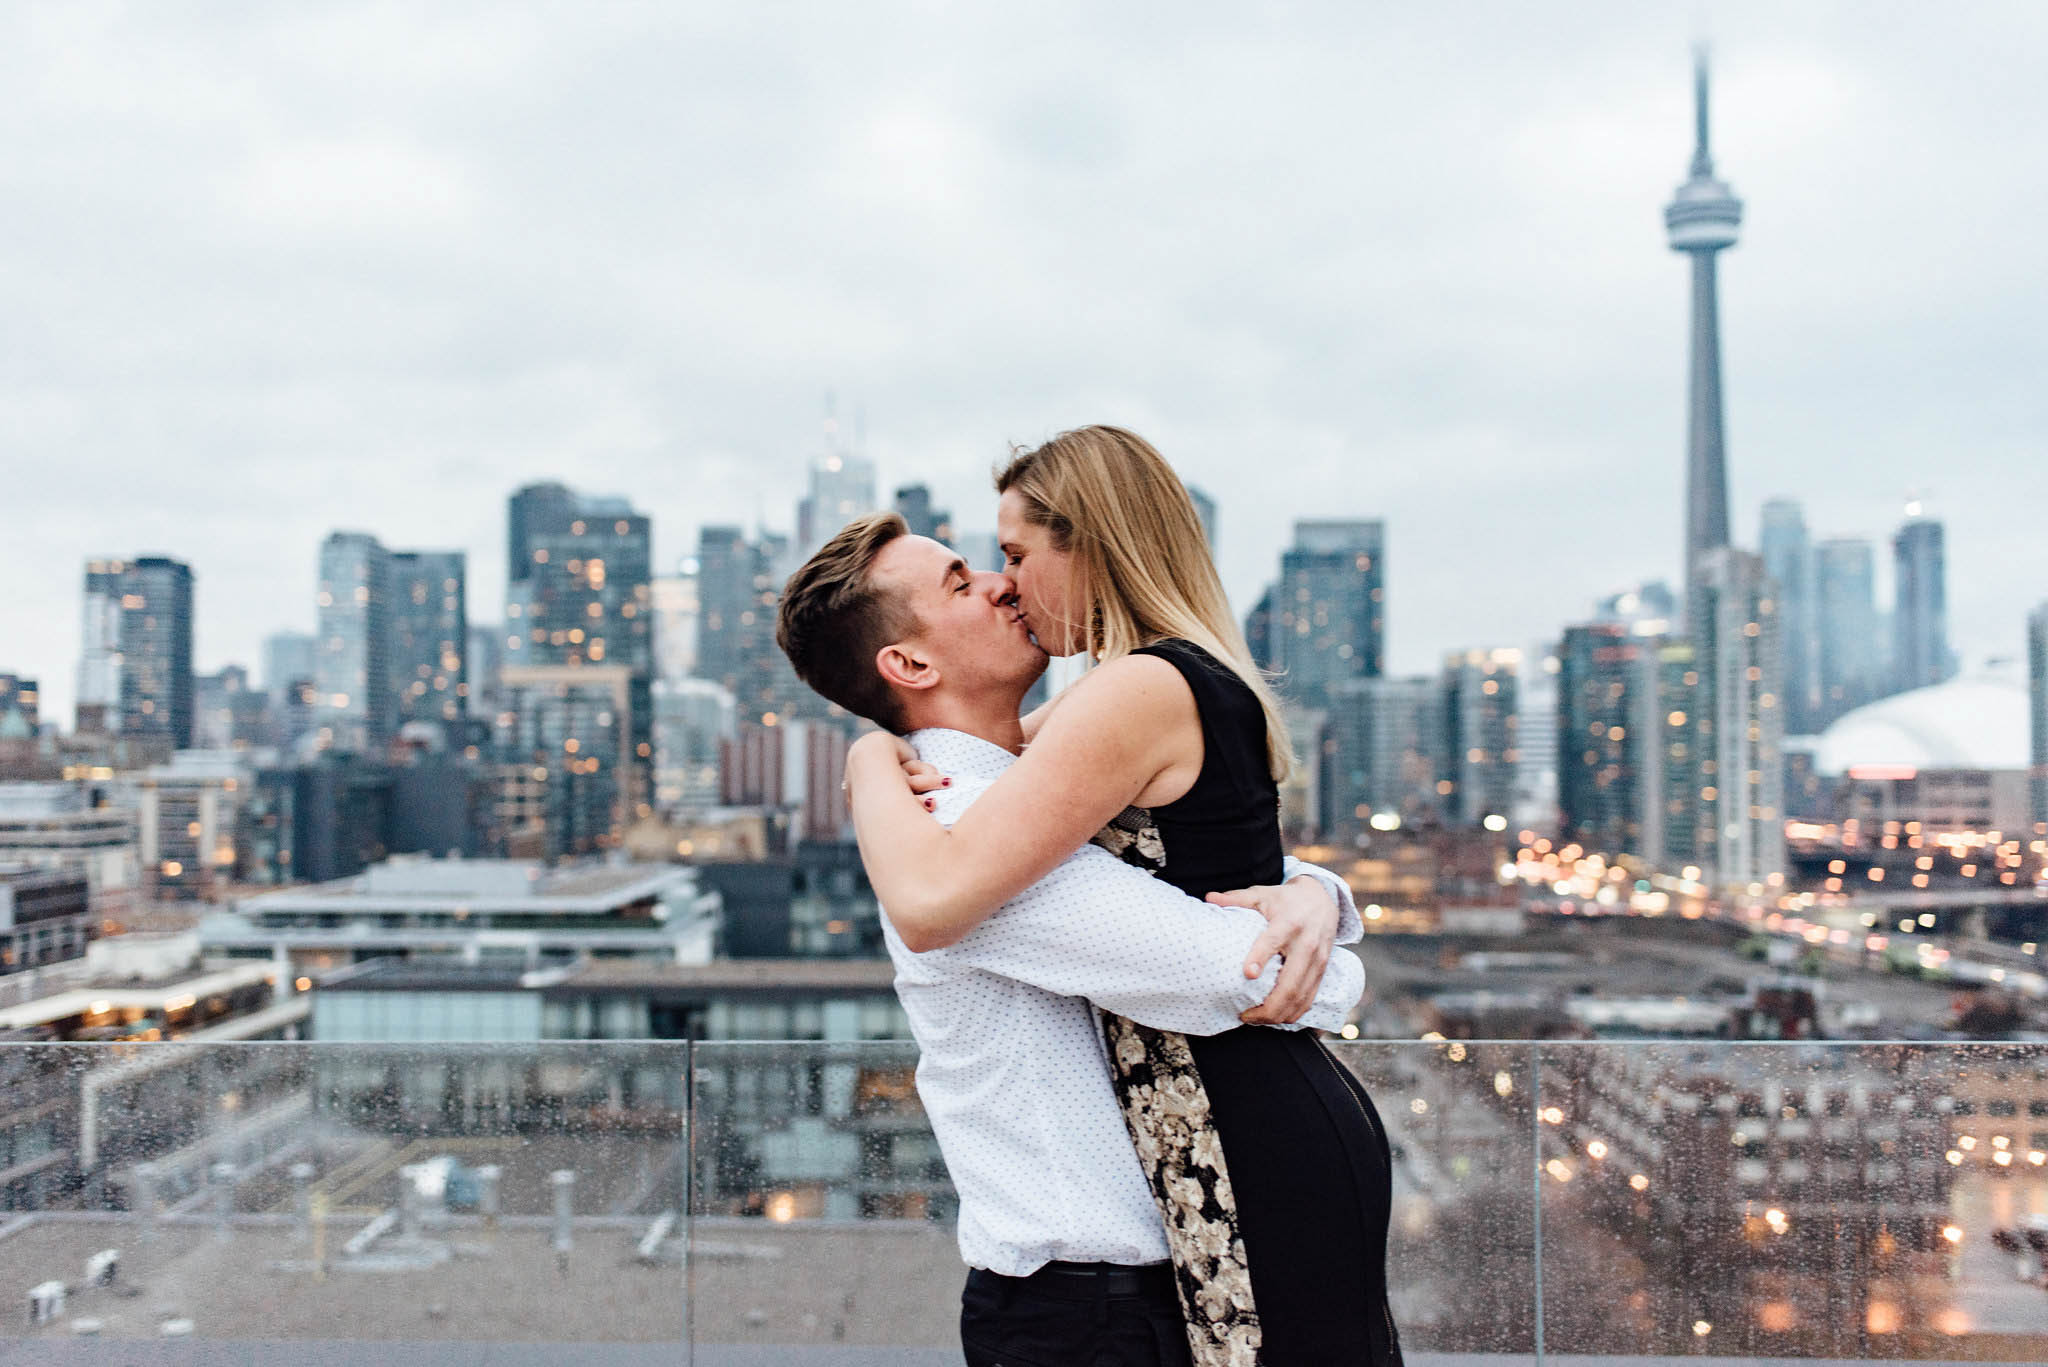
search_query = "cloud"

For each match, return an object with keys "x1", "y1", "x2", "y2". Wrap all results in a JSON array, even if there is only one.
[{"x1": 2, "y1": 0, "x2": 2044, "y2": 725}]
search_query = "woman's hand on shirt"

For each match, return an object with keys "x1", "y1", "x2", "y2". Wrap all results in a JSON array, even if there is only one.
[
  {"x1": 1207, "y1": 875, "x2": 1340, "y2": 1025},
  {"x1": 847, "y1": 731, "x2": 947, "y2": 808}
]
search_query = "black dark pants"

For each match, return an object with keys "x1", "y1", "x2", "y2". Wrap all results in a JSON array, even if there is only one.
[{"x1": 960, "y1": 1263, "x2": 1195, "y2": 1367}]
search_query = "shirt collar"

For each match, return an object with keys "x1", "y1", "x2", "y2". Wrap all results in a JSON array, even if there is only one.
[{"x1": 907, "y1": 727, "x2": 1020, "y2": 784}]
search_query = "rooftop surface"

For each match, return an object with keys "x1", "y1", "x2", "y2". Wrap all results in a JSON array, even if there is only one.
[{"x1": 234, "y1": 858, "x2": 688, "y2": 916}]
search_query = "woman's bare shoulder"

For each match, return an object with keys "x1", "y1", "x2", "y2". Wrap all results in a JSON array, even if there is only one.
[{"x1": 1031, "y1": 652, "x2": 1195, "y2": 746}]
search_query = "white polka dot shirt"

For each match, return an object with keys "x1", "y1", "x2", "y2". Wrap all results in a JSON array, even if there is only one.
[{"x1": 882, "y1": 727, "x2": 1365, "y2": 1277}]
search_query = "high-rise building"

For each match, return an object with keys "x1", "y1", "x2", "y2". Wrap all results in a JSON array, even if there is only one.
[
  {"x1": 650, "y1": 572, "x2": 699, "y2": 683},
  {"x1": 1664, "y1": 48, "x2": 1742, "y2": 633},
  {"x1": 503, "y1": 484, "x2": 654, "y2": 812},
  {"x1": 892, "y1": 484, "x2": 952, "y2": 543},
  {"x1": 78, "y1": 556, "x2": 195, "y2": 748},
  {"x1": 271, "y1": 679, "x2": 319, "y2": 759},
  {"x1": 1636, "y1": 639, "x2": 1706, "y2": 872},
  {"x1": 1893, "y1": 511, "x2": 1953, "y2": 692},
  {"x1": 316, "y1": 532, "x2": 394, "y2": 754},
  {"x1": 1270, "y1": 520, "x2": 1385, "y2": 711},
  {"x1": 133, "y1": 750, "x2": 250, "y2": 901},
  {"x1": 653, "y1": 679, "x2": 736, "y2": 815},
  {"x1": 1276, "y1": 706, "x2": 1325, "y2": 844},
  {"x1": 0, "y1": 675, "x2": 39, "y2": 736},
  {"x1": 504, "y1": 487, "x2": 652, "y2": 675},
  {"x1": 695, "y1": 526, "x2": 753, "y2": 697},
  {"x1": 262, "y1": 631, "x2": 317, "y2": 707},
  {"x1": 1556, "y1": 624, "x2": 1647, "y2": 858},
  {"x1": 1815, "y1": 538, "x2": 1884, "y2": 724},
  {"x1": 2029, "y1": 603, "x2": 2047, "y2": 834},
  {"x1": 797, "y1": 453, "x2": 878, "y2": 558},
  {"x1": 693, "y1": 525, "x2": 806, "y2": 726},
  {"x1": 243, "y1": 751, "x2": 494, "y2": 886},
  {"x1": 1693, "y1": 548, "x2": 1785, "y2": 891},
  {"x1": 1324, "y1": 676, "x2": 1441, "y2": 844},
  {"x1": 76, "y1": 566, "x2": 123, "y2": 736},
  {"x1": 1438, "y1": 649, "x2": 1520, "y2": 827},
  {"x1": 507, "y1": 482, "x2": 579, "y2": 590},
  {"x1": 194, "y1": 665, "x2": 269, "y2": 750},
  {"x1": 1513, "y1": 654, "x2": 1560, "y2": 831},
  {"x1": 387, "y1": 550, "x2": 467, "y2": 727},
  {"x1": 466, "y1": 621, "x2": 505, "y2": 723},
  {"x1": 495, "y1": 664, "x2": 637, "y2": 859},
  {"x1": 1759, "y1": 500, "x2": 1821, "y2": 734}
]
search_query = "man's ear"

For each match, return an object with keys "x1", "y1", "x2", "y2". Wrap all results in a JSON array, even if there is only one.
[{"x1": 875, "y1": 641, "x2": 940, "y2": 693}]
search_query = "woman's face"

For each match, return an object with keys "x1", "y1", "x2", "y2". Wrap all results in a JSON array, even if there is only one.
[{"x1": 996, "y1": 488, "x2": 1083, "y2": 656}]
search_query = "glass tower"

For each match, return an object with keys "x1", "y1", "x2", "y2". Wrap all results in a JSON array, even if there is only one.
[
  {"x1": 1556, "y1": 623, "x2": 1646, "y2": 859},
  {"x1": 1892, "y1": 513, "x2": 1953, "y2": 691},
  {"x1": 317, "y1": 533, "x2": 394, "y2": 755},
  {"x1": 504, "y1": 484, "x2": 654, "y2": 817},
  {"x1": 1439, "y1": 649, "x2": 1521, "y2": 827},
  {"x1": 1759, "y1": 500, "x2": 1820, "y2": 735},
  {"x1": 1323, "y1": 676, "x2": 1441, "y2": 844},
  {"x1": 388, "y1": 550, "x2": 468, "y2": 727},
  {"x1": 1693, "y1": 548, "x2": 1786, "y2": 892},
  {"x1": 78, "y1": 556, "x2": 194, "y2": 748},
  {"x1": 1815, "y1": 538, "x2": 1884, "y2": 725},
  {"x1": 1271, "y1": 520, "x2": 1385, "y2": 711}
]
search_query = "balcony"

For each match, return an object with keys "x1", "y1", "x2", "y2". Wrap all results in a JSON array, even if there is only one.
[{"x1": 0, "y1": 1039, "x2": 2042, "y2": 1363}]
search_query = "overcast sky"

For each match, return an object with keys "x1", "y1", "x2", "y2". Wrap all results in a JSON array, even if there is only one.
[{"x1": 6, "y1": 1, "x2": 2045, "y2": 725}]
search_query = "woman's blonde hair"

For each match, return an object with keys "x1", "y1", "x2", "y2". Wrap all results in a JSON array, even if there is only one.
[{"x1": 995, "y1": 425, "x2": 1294, "y2": 781}]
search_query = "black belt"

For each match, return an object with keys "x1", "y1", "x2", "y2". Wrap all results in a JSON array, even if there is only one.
[{"x1": 975, "y1": 1259, "x2": 1176, "y2": 1301}]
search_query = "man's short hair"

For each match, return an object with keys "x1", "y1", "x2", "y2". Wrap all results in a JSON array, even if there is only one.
[{"x1": 775, "y1": 511, "x2": 918, "y2": 733}]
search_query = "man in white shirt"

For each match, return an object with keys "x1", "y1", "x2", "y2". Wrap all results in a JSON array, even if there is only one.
[{"x1": 777, "y1": 513, "x2": 1363, "y2": 1367}]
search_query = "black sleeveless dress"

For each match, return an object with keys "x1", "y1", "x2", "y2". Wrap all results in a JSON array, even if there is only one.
[{"x1": 1094, "y1": 639, "x2": 1402, "y2": 1367}]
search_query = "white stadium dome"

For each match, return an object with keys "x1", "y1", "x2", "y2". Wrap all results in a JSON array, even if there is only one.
[{"x1": 1810, "y1": 670, "x2": 2030, "y2": 775}]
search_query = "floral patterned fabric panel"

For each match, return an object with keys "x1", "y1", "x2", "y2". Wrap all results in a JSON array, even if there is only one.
[
  {"x1": 1092, "y1": 806, "x2": 1264, "y2": 1367},
  {"x1": 1090, "y1": 802, "x2": 1167, "y2": 869}
]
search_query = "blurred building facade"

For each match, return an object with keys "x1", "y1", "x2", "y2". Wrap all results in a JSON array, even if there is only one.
[
  {"x1": 1892, "y1": 512, "x2": 1953, "y2": 693},
  {"x1": 1439, "y1": 649, "x2": 1521, "y2": 828},
  {"x1": 502, "y1": 483, "x2": 653, "y2": 807},
  {"x1": 387, "y1": 549, "x2": 469, "y2": 728},
  {"x1": 1759, "y1": 499, "x2": 1820, "y2": 735},
  {"x1": 78, "y1": 556, "x2": 194, "y2": 749},
  {"x1": 1266, "y1": 520, "x2": 1386, "y2": 711},
  {"x1": 1324, "y1": 676, "x2": 1441, "y2": 845},
  {"x1": 1815, "y1": 539, "x2": 1884, "y2": 727},
  {"x1": 1693, "y1": 548, "x2": 1787, "y2": 891},
  {"x1": 1557, "y1": 623, "x2": 1645, "y2": 860}
]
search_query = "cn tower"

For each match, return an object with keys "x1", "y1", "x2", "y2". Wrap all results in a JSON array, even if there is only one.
[{"x1": 1664, "y1": 48, "x2": 1743, "y2": 630}]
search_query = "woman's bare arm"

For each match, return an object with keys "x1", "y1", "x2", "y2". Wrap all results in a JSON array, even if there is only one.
[
  {"x1": 1017, "y1": 690, "x2": 1067, "y2": 745},
  {"x1": 847, "y1": 654, "x2": 1197, "y2": 952}
]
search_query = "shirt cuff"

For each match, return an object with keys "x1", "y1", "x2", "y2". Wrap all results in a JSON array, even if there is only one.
[{"x1": 1281, "y1": 856, "x2": 1363, "y2": 945}]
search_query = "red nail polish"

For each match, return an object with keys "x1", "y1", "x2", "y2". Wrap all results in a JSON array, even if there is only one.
[{"x1": 941, "y1": 777, "x2": 952, "y2": 787}]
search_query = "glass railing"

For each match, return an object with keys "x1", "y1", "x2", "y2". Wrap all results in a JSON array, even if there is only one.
[{"x1": 2, "y1": 1039, "x2": 2044, "y2": 1363}]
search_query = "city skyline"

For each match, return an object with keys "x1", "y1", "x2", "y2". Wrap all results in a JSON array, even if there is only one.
[{"x1": 5, "y1": 5, "x2": 2046, "y2": 722}]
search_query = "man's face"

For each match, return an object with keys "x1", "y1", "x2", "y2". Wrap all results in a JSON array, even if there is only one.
[{"x1": 869, "y1": 534, "x2": 1046, "y2": 702}]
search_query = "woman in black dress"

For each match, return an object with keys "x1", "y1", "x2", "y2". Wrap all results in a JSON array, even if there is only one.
[{"x1": 845, "y1": 426, "x2": 1402, "y2": 1365}]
